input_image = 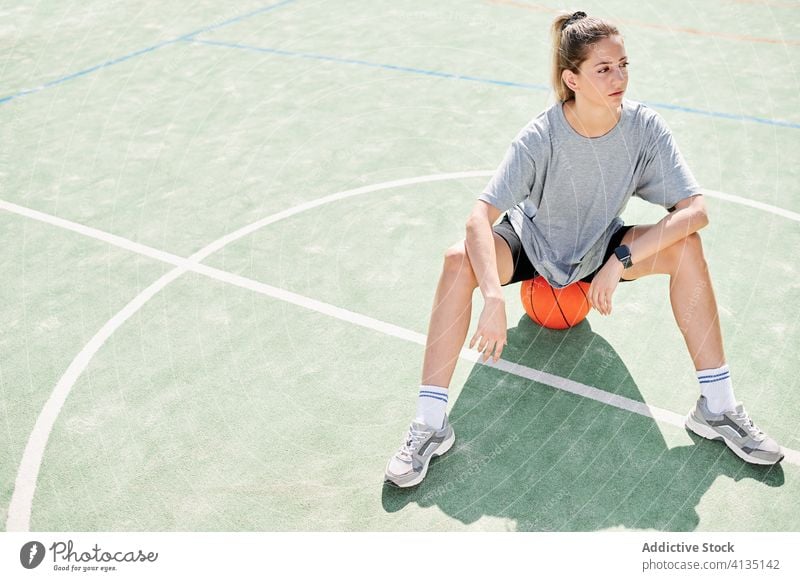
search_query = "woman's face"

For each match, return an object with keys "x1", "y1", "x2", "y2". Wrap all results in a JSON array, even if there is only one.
[{"x1": 565, "y1": 35, "x2": 629, "y2": 108}]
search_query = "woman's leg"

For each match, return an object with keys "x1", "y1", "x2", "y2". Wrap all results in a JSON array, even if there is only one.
[
  {"x1": 385, "y1": 233, "x2": 516, "y2": 487},
  {"x1": 618, "y1": 226, "x2": 783, "y2": 464},
  {"x1": 421, "y1": 233, "x2": 515, "y2": 387},
  {"x1": 617, "y1": 228, "x2": 724, "y2": 370}
]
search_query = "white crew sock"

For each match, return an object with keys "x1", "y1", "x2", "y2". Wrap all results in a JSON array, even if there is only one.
[
  {"x1": 698, "y1": 364, "x2": 737, "y2": 414},
  {"x1": 415, "y1": 385, "x2": 448, "y2": 429}
]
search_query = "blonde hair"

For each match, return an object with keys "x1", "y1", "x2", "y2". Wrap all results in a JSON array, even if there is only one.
[{"x1": 551, "y1": 11, "x2": 621, "y2": 103}]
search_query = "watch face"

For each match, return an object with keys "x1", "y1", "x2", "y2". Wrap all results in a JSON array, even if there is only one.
[{"x1": 615, "y1": 246, "x2": 631, "y2": 267}]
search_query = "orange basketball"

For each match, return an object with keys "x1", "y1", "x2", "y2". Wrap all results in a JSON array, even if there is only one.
[{"x1": 520, "y1": 276, "x2": 591, "y2": 330}]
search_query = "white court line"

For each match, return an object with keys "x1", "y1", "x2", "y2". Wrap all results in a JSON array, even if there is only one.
[
  {"x1": 702, "y1": 188, "x2": 800, "y2": 223},
  {"x1": 2, "y1": 175, "x2": 799, "y2": 531},
  {"x1": 1, "y1": 171, "x2": 490, "y2": 532}
]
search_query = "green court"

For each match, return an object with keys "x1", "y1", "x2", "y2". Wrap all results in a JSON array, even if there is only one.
[{"x1": 1, "y1": 0, "x2": 798, "y2": 532}]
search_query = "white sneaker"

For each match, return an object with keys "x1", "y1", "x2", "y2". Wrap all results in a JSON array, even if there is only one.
[
  {"x1": 384, "y1": 415, "x2": 455, "y2": 487},
  {"x1": 685, "y1": 396, "x2": 784, "y2": 465}
]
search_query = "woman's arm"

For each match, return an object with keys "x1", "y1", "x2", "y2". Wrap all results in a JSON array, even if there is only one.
[
  {"x1": 465, "y1": 200, "x2": 504, "y2": 301},
  {"x1": 465, "y1": 200, "x2": 507, "y2": 363},
  {"x1": 627, "y1": 194, "x2": 709, "y2": 265},
  {"x1": 587, "y1": 194, "x2": 709, "y2": 316}
]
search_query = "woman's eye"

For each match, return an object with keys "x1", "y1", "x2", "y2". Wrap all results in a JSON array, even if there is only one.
[{"x1": 599, "y1": 63, "x2": 629, "y2": 73}]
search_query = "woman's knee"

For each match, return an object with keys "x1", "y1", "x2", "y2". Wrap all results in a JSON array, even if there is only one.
[
  {"x1": 443, "y1": 241, "x2": 478, "y2": 286},
  {"x1": 683, "y1": 232, "x2": 705, "y2": 259},
  {"x1": 670, "y1": 232, "x2": 707, "y2": 274}
]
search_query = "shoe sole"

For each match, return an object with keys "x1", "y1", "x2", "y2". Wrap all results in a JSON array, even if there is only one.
[
  {"x1": 384, "y1": 430, "x2": 456, "y2": 488},
  {"x1": 685, "y1": 413, "x2": 784, "y2": 466}
]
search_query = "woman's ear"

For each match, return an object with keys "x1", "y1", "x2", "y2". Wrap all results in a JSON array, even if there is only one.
[{"x1": 562, "y1": 69, "x2": 578, "y2": 92}]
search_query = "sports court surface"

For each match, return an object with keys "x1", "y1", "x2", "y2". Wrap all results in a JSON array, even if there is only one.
[{"x1": 1, "y1": 0, "x2": 798, "y2": 532}]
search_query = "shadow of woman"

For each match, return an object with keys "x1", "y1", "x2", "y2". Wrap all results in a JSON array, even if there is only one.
[{"x1": 382, "y1": 314, "x2": 784, "y2": 531}]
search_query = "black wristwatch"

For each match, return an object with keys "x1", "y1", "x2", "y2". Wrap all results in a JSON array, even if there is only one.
[{"x1": 614, "y1": 245, "x2": 633, "y2": 268}]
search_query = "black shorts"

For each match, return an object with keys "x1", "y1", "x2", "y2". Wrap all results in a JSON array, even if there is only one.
[{"x1": 492, "y1": 214, "x2": 634, "y2": 286}]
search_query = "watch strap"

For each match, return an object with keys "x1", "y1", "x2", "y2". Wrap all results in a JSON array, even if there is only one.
[{"x1": 614, "y1": 245, "x2": 633, "y2": 268}]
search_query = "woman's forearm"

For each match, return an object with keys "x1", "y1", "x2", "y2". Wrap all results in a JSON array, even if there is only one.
[
  {"x1": 465, "y1": 214, "x2": 504, "y2": 302},
  {"x1": 627, "y1": 196, "x2": 709, "y2": 265}
]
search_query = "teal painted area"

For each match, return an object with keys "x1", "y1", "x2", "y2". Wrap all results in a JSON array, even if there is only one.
[
  {"x1": 30, "y1": 277, "x2": 489, "y2": 531},
  {"x1": 0, "y1": 42, "x2": 539, "y2": 257},
  {"x1": 415, "y1": 363, "x2": 795, "y2": 531},
  {"x1": 191, "y1": 0, "x2": 799, "y2": 210},
  {"x1": 669, "y1": 115, "x2": 799, "y2": 214},
  {"x1": 0, "y1": 1, "x2": 284, "y2": 100},
  {"x1": 1, "y1": 0, "x2": 797, "y2": 531},
  {"x1": 207, "y1": 180, "x2": 481, "y2": 338},
  {"x1": 593, "y1": 195, "x2": 800, "y2": 446},
  {"x1": 195, "y1": 0, "x2": 799, "y2": 121},
  {"x1": 29, "y1": 277, "x2": 799, "y2": 531},
  {"x1": 0, "y1": 213, "x2": 167, "y2": 526},
  {"x1": 209, "y1": 185, "x2": 799, "y2": 447}
]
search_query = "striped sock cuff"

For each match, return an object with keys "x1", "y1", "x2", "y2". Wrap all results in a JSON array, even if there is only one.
[
  {"x1": 697, "y1": 365, "x2": 730, "y2": 384},
  {"x1": 419, "y1": 385, "x2": 448, "y2": 404}
]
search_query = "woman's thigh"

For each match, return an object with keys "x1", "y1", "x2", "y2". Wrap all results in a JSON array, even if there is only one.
[{"x1": 491, "y1": 215, "x2": 537, "y2": 286}]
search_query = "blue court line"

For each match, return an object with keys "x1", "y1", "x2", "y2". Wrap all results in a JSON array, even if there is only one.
[
  {"x1": 0, "y1": 0, "x2": 295, "y2": 105},
  {"x1": 649, "y1": 102, "x2": 799, "y2": 129},
  {"x1": 187, "y1": 38, "x2": 800, "y2": 130},
  {"x1": 187, "y1": 38, "x2": 547, "y2": 91}
]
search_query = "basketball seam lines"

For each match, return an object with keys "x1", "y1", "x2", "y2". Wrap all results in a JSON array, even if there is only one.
[
  {"x1": 576, "y1": 282, "x2": 590, "y2": 320},
  {"x1": 528, "y1": 281, "x2": 544, "y2": 327},
  {"x1": 549, "y1": 284, "x2": 571, "y2": 328}
]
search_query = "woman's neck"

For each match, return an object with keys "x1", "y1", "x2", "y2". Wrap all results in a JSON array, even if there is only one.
[{"x1": 563, "y1": 98, "x2": 622, "y2": 138}]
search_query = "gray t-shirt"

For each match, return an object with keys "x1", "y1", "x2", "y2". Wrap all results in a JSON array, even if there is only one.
[{"x1": 478, "y1": 98, "x2": 701, "y2": 288}]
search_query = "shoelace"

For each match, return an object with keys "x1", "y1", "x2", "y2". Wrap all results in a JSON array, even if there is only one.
[
  {"x1": 730, "y1": 407, "x2": 765, "y2": 440},
  {"x1": 397, "y1": 423, "x2": 430, "y2": 461}
]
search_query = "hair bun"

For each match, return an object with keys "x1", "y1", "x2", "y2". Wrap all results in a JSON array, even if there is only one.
[{"x1": 561, "y1": 11, "x2": 588, "y2": 31}]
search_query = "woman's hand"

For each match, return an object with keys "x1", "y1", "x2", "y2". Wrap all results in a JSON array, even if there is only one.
[
  {"x1": 587, "y1": 258, "x2": 625, "y2": 315},
  {"x1": 469, "y1": 296, "x2": 507, "y2": 363}
]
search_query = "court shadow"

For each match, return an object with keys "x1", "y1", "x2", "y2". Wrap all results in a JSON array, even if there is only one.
[{"x1": 382, "y1": 315, "x2": 784, "y2": 531}]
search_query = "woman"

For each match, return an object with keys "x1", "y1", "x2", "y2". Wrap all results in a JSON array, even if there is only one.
[{"x1": 385, "y1": 11, "x2": 783, "y2": 488}]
